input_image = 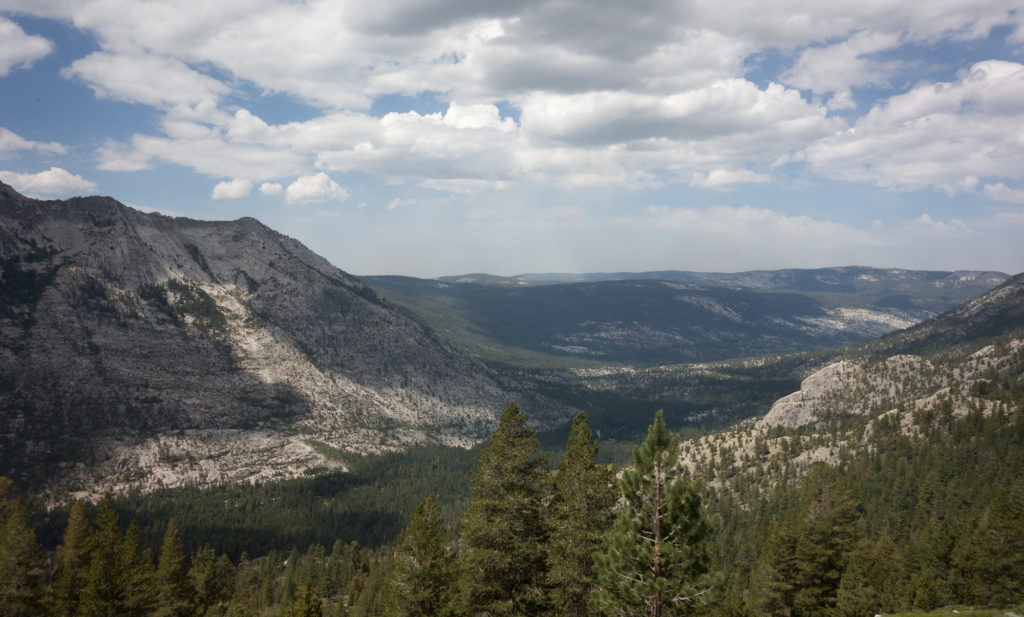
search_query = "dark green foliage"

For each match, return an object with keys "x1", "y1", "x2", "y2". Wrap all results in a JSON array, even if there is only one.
[
  {"x1": 120, "y1": 521, "x2": 157, "y2": 617},
  {"x1": 49, "y1": 500, "x2": 92, "y2": 617},
  {"x1": 0, "y1": 481, "x2": 47, "y2": 617},
  {"x1": 535, "y1": 365, "x2": 800, "y2": 443},
  {"x1": 79, "y1": 497, "x2": 129, "y2": 617},
  {"x1": 454, "y1": 403, "x2": 551, "y2": 617},
  {"x1": 753, "y1": 464, "x2": 861, "y2": 617},
  {"x1": 283, "y1": 584, "x2": 323, "y2": 617},
  {"x1": 74, "y1": 445, "x2": 477, "y2": 560},
  {"x1": 166, "y1": 278, "x2": 227, "y2": 331},
  {"x1": 155, "y1": 518, "x2": 194, "y2": 617},
  {"x1": 592, "y1": 411, "x2": 716, "y2": 617},
  {"x1": 191, "y1": 544, "x2": 235, "y2": 616},
  {"x1": 967, "y1": 488, "x2": 1024, "y2": 607},
  {"x1": 348, "y1": 554, "x2": 390, "y2": 617},
  {"x1": 547, "y1": 412, "x2": 617, "y2": 617},
  {"x1": 382, "y1": 495, "x2": 453, "y2": 617}
]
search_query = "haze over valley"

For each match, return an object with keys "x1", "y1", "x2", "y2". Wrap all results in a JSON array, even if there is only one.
[{"x1": 1, "y1": 2, "x2": 1023, "y2": 616}]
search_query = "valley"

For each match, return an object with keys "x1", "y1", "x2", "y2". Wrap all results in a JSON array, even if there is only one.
[{"x1": 1, "y1": 183, "x2": 1022, "y2": 617}]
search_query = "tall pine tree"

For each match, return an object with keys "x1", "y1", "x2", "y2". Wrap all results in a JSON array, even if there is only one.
[
  {"x1": 79, "y1": 496, "x2": 128, "y2": 617},
  {"x1": 155, "y1": 518, "x2": 194, "y2": 617},
  {"x1": 547, "y1": 412, "x2": 617, "y2": 617},
  {"x1": 454, "y1": 403, "x2": 551, "y2": 617},
  {"x1": 752, "y1": 463, "x2": 860, "y2": 617},
  {"x1": 0, "y1": 482, "x2": 46, "y2": 617},
  {"x1": 968, "y1": 488, "x2": 1024, "y2": 607},
  {"x1": 592, "y1": 411, "x2": 716, "y2": 617},
  {"x1": 120, "y1": 520, "x2": 157, "y2": 617},
  {"x1": 50, "y1": 500, "x2": 93, "y2": 617},
  {"x1": 383, "y1": 494, "x2": 453, "y2": 617}
]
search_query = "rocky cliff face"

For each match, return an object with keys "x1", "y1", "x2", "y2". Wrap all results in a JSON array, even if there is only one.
[
  {"x1": 0, "y1": 183, "x2": 566, "y2": 500},
  {"x1": 680, "y1": 273, "x2": 1024, "y2": 485}
]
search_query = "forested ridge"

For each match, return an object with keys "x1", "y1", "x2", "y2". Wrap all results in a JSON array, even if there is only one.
[{"x1": 2, "y1": 388, "x2": 1023, "y2": 616}]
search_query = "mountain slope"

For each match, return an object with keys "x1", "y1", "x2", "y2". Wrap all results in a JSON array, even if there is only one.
[
  {"x1": 439, "y1": 266, "x2": 1007, "y2": 302},
  {"x1": 365, "y1": 269, "x2": 1007, "y2": 366},
  {"x1": 680, "y1": 271, "x2": 1024, "y2": 482},
  {"x1": 0, "y1": 183, "x2": 565, "y2": 499}
]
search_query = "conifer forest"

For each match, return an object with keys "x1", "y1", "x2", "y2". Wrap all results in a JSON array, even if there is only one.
[{"x1": 2, "y1": 393, "x2": 1023, "y2": 617}]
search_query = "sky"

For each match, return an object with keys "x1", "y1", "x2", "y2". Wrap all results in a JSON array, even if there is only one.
[{"x1": 1, "y1": 1, "x2": 1023, "y2": 278}]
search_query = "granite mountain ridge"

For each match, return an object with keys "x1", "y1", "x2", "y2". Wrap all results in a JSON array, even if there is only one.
[{"x1": 0, "y1": 183, "x2": 565, "y2": 501}]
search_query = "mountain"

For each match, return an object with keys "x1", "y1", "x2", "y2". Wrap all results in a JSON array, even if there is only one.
[
  {"x1": 0, "y1": 183, "x2": 566, "y2": 500},
  {"x1": 364, "y1": 268, "x2": 1007, "y2": 366},
  {"x1": 673, "y1": 274, "x2": 1024, "y2": 613},
  {"x1": 680, "y1": 271, "x2": 1024, "y2": 479},
  {"x1": 438, "y1": 266, "x2": 1006, "y2": 299}
]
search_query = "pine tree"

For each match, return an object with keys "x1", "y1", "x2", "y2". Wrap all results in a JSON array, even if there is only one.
[
  {"x1": 191, "y1": 544, "x2": 235, "y2": 615},
  {"x1": 752, "y1": 463, "x2": 860, "y2": 617},
  {"x1": 831, "y1": 547, "x2": 877, "y2": 617},
  {"x1": 968, "y1": 488, "x2": 1024, "y2": 606},
  {"x1": 592, "y1": 410, "x2": 716, "y2": 617},
  {"x1": 791, "y1": 464, "x2": 859, "y2": 617},
  {"x1": 79, "y1": 496, "x2": 128, "y2": 617},
  {"x1": 50, "y1": 500, "x2": 93, "y2": 617},
  {"x1": 753, "y1": 515, "x2": 801, "y2": 617},
  {"x1": 383, "y1": 495, "x2": 453, "y2": 617},
  {"x1": 155, "y1": 518, "x2": 194, "y2": 617},
  {"x1": 120, "y1": 520, "x2": 157, "y2": 617},
  {"x1": 284, "y1": 584, "x2": 323, "y2": 617},
  {"x1": 454, "y1": 402, "x2": 551, "y2": 617},
  {"x1": 0, "y1": 489, "x2": 46, "y2": 617},
  {"x1": 547, "y1": 412, "x2": 617, "y2": 617}
]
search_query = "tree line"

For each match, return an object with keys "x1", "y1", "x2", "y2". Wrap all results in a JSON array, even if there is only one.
[
  {"x1": 3, "y1": 399, "x2": 1024, "y2": 616},
  {"x1": 0, "y1": 406, "x2": 715, "y2": 617}
]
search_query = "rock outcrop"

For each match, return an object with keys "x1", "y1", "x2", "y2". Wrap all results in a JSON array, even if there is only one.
[{"x1": 0, "y1": 183, "x2": 568, "y2": 500}]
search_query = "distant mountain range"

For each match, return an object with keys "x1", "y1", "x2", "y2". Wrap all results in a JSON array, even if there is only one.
[
  {"x1": 681, "y1": 269, "x2": 1024, "y2": 480},
  {"x1": 1, "y1": 181, "x2": 1018, "y2": 502},
  {"x1": 365, "y1": 267, "x2": 1007, "y2": 366},
  {"x1": 0, "y1": 183, "x2": 566, "y2": 500},
  {"x1": 433, "y1": 268, "x2": 1008, "y2": 295}
]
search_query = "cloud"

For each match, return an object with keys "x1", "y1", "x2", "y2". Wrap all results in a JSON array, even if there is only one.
[
  {"x1": 0, "y1": 127, "x2": 68, "y2": 156},
  {"x1": 797, "y1": 61, "x2": 1024, "y2": 194},
  {"x1": 211, "y1": 178, "x2": 253, "y2": 199},
  {"x1": 62, "y1": 51, "x2": 230, "y2": 110},
  {"x1": 314, "y1": 105, "x2": 521, "y2": 184},
  {"x1": 518, "y1": 81, "x2": 840, "y2": 153},
  {"x1": 0, "y1": 167, "x2": 97, "y2": 196},
  {"x1": 984, "y1": 182, "x2": 1024, "y2": 205},
  {"x1": 690, "y1": 168, "x2": 772, "y2": 189},
  {"x1": 895, "y1": 213, "x2": 968, "y2": 234},
  {"x1": 98, "y1": 132, "x2": 305, "y2": 179},
  {"x1": 259, "y1": 182, "x2": 284, "y2": 196},
  {"x1": 285, "y1": 173, "x2": 350, "y2": 204},
  {"x1": 782, "y1": 31, "x2": 902, "y2": 103},
  {"x1": 421, "y1": 178, "x2": 510, "y2": 193},
  {"x1": 0, "y1": 17, "x2": 52, "y2": 77},
  {"x1": 8, "y1": 0, "x2": 1024, "y2": 212},
  {"x1": 387, "y1": 197, "x2": 416, "y2": 210}
]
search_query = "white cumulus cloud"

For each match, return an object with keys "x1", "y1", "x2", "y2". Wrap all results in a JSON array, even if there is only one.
[
  {"x1": 285, "y1": 173, "x2": 350, "y2": 205},
  {"x1": 0, "y1": 167, "x2": 97, "y2": 196},
  {"x1": 0, "y1": 127, "x2": 67, "y2": 156},
  {"x1": 211, "y1": 178, "x2": 253, "y2": 199},
  {"x1": 783, "y1": 31, "x2": 902, "y2": 102},
  {"x1": 259, "y1": 182, "x2": 284, "y2": 195},
  {"x1": 984, "y1": 182, "x2": 1024, "y2": 205},
  {"x1": 690, "y1": 168, "x2": 772, "y2": 189},
  {"x1": 797, "y1": 60, "x2": 1024, "y2": 194},
  {"x1": 62, "y1": 51, "x2": 230, "y2": 110},
  {"x1": 0, "y1": 17, "x2": 52, "y2": 77}
]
